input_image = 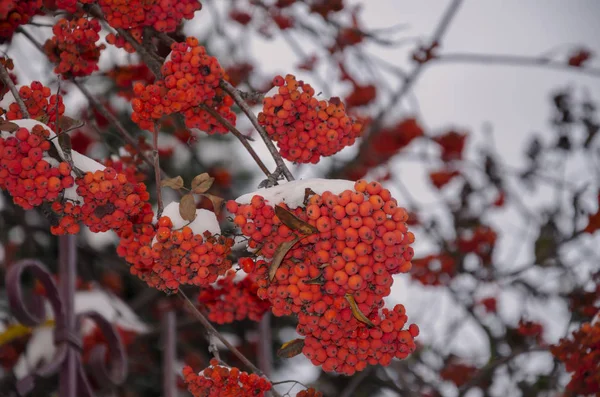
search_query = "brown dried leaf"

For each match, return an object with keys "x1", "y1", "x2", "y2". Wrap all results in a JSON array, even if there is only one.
[
  {"x1": 179, "y1": 194, "x2": 197, "y2": 222},
  {"x1": 202, "y1": 194, "x2": 224, "y2": 216},
  {"x1": 161, "y1": 176, "x2": 184, "y2": 190},
  {"x1": 345, "y1": 294, "x2": 374, "y2": 327},
  {"x1": 269, "y1": 236, "x2": 301, "y2": 281},
  {"x1": 274, "y1": 205, "x2": 318, "y2": 235},
  {"x1": 304, "y1": 274, "x2": 324, "y2": 285},
  {"x1": 0, "y1": 120, "x2": 19, "y2": 132},
  {"x1": 276, "y1": 338, "x2": 305, "y2": 358},
  {"x1": 191, "y1": 173, "x2": 214, "y2": 194}
]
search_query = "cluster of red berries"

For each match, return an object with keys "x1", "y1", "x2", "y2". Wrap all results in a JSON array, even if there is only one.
[
  {"x1": 131, "y1": 37, "x2": 235, "y2": 134},
  {"x1": 456, "y1": 225, "x2": 497, "y2": 265},
  {"x1": 182, "y1": 359, "x2": 272, "y2": 397},
  {"x1": 197, "y1": 269, "x2": 271, "y2": 324},
  {"x1": 343, "y1": 118, "x2": 424, "y2": 180},
  {"x1": 433, "y1": 130, "x2": 468, "y2": 162},
  {"x1": 0, "y1": 125, "x2": 74, "y2": 210},
  {"x1": 429, "y1": 169, "x2": 460, "y2": 189},
  {"x1": 258, "y1": 74, "x2": 363, "y2": 164},
  {"x1": 411, "y1": 254, "x2": 456, "y2": 286},
  {"x1": 296, "y1": 388, "x2": 323, "y2": 397},
  {"x1": 228, "y1": 179, "x2": 418, "y2": 374},
  {"x1": 125, "y1": 216, "x2": 234, "y2": 293},
  {"x1": 75, "y1": 168, "x2": 153, "y2": 233},
  {"x1": 440, "y1": 360, "x2": 478, "y2": 388},
  {"x1": 5, "y1": 82, "x2": 64, "y2": 130},
  {"x1": 551, "y1": 321, "x2": 600, "y2": 395},
  {"x1": 0, "y1": 0, "x2": 42, "y2": 42},
  {"x1": 43, "y1": 17, "x2": 105, "y2": 78},
  {"x1": 87, "y1": 0, "x2": 201, "y2": 32}
]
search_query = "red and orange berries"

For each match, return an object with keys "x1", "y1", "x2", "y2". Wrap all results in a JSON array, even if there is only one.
[
  {"x1": 183, "y1": 359, "x2": 272, "y2": 397},
  {"x1": 197, "y1": 270, "x2": 271, "y2": 324},
  {"x1": 43, "y1": 18, "x2": 105, "y2": 78},
  {"x1": 228, "y1": 179, "x2": 418, "y2": 374},
  {"x1": 5, "y1": 82, "x2": 64, "y2": 130},
  {"x1": 0, "y1": 124, "x2": 73, "y2": 211},
  {"x1": 258, "y1": 74, "x2": 363, "y2": 164},
  {"x1": 131, "y1": 37, "x2": 235, "y2": 133}
]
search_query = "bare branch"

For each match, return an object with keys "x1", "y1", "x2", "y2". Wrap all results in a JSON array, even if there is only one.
[{"x1": 220, "y1": 80, "x2": 295, "y2": 181}]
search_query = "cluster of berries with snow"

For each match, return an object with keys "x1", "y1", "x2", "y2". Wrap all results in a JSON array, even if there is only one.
[
  {"x1": 131, "y1": 37, "x2": 235, "y2": 133},
  {"x1": 5, "y1": 82, "x2": 64, "y2": 130},
  {"x1": 0, "y1": 123, "x2": 74, "y2": 211},
  {"x1": 43, "y1": 17, "x2": 105, "y2": 78},
  {"x1": 182, "y1": 359, "x2": 271, "y2": 397},
  {"x1": 258, "y1": 74, "x2": 363, "y2": 164},
  {"x1": 198, "y1": 268, "x2": 271, "y2": 324},
  {"x1": 227, "y1": 179, "x2": 418, "y2": 375}
]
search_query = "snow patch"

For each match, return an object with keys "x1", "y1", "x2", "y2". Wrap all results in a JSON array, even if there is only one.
[
  {"x1": 153, "y1": 202, "x2": 221, "y2": 244},
  {"x1": 235, "y1": 178, "x2": 355, "y2": 208}
]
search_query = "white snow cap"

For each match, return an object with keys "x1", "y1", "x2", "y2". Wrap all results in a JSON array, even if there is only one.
[
  {"x1": 235, "y1": 178, "x2": 355, "y2": 208},
  {"x1": 158, "y1": 201, "x2": 221, "y2": 238}
]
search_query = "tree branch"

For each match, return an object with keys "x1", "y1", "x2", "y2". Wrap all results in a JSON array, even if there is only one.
[
  {"x1": 0, "y1": 61, "x2": 29, "y2": 118},
  {"x1": 220, "y1": 80, "x2": 295, "y2": 182}
]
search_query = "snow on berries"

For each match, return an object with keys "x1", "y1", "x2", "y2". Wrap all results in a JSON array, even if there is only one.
[
  {"x1": 43, "y1": 17, "x2": 106, "y2": 78},
  {"x1": 0, "y1": 123, "x2": 74, "y2": 210},
  {"x1": 122, "y1": 202, "x2": 234, "y2": 294},
  {"x1": 131, "y1": 37, "x2": 235, "y2": 133},
  {"x1": 227, "y1": 178, "x2": 418, "y2": 375},
  {"x1": 182, "y1": 359, "x2": 272, "y2": 397},
  {"x1": 258, "y1": 74, "x2": 363, "y2": 164}
]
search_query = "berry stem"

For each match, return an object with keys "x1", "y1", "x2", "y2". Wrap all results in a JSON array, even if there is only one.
[
  {"x1": 153, "y1": 122, "x2": 164, "y2": 218},
  {"x1": 220, "y1": 80, "x2": 295, "y2": 182},
  {"x1": 178, "y1": 289, "x2": 284, "y2": 397},
  {"x1": 0, "y1": 58, "x2": 29, "y2": 118},
  {"x1": 199, "y1": 104, "x2": 271, "y2": 178}
]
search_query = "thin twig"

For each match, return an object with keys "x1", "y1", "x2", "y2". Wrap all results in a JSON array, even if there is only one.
[
  {"x1": 73, "y1": 80, "x2": 165, "y2": 175},
  {"x1": 153, "y1": 122, "x2": 164, "y2": 217},
  {"x1": 220, "y1": 80, "x2": 295, "y2": 181},
  {"x1": 434, "y1": 52, "x2": 600, "y2": 78},
  {"x1": 0, "y1": 60, "x2": 29, "y2": 118},
  {"x1": 199, "y1": 104, "x2": 271, "y2": 177},
  {"x1": 178, "y1": 289, "x2": 284, "y2": 397},
  {"x1": 351, "y1": 0, "x2": 463, "y2": 161}
]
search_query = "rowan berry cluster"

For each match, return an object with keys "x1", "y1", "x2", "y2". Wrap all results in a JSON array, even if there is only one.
[
  {"x1": 5, "y1": 82, "x2": 64, "y2": 130},
  {"x1": 43, "y1": 17, "x2": 105, "y2": 78},
  {"x1": 296, "y1": 388, "x2": 323, "y2": 397},
  {"x1": 429, "y1": 169, "x2": 460, "y2": 189},
  {"x1": 410, "y1": 254, "x2": 456, "y2": 286},
  {"x1": 456, "y1": 225, "x2": 496, "y2": 265},
  {"x1": 551, "y1": 321, "x2": 600, "y2": 395},
  {"x1": 75, "y1": 168, "x2": 153, "y2": 233},
  {"x1": 344, "y1": 118, "x2": 424, "y2": 180},
  {"x1": 131, "y1": 37, "x2": 235, "y2": 133},
  {"x1": 197, "y1": 269, "x2": 271, "y2": 324},
  {"x1": 0, "y1": 0, "x2": 42, "y2": 42},
  {"x1": 0, "y1": 125, "x2": 74, "y2": 211},
  {"x1": 124, "y1": 215, "x2": 234, "y2": 293},
  {"x1": 433, "y1": 130, "x2": 468, "y2": 162},
  {"x1": 258, "y1": 74, "x2": 363, "y2": 164},
  {"x1": 182, "y1": 359, "x2": 272, "y2": 397},
  {"x1": 90, "y1": 0, "x2": 201, "y2": 32},
  {"x1": 228, "y1": 179, "x2": 418, "y2": 374}
]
